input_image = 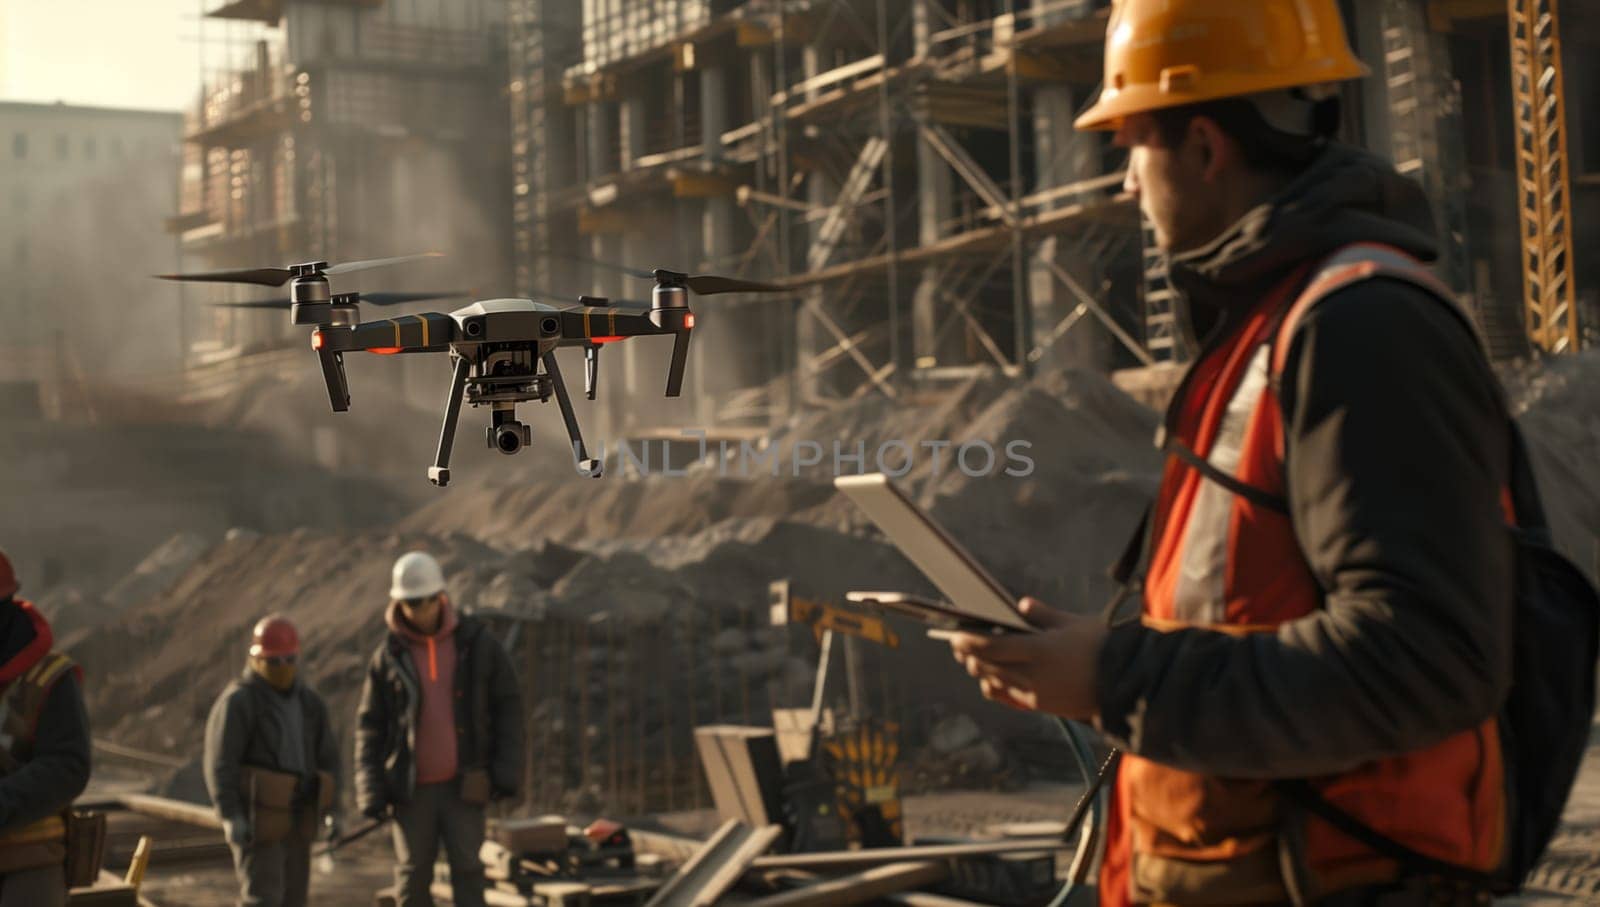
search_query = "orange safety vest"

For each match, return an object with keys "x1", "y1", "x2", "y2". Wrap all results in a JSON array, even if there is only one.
[{"x1": 1100, "y1": 244, "x2": 1506, "y2": 905}]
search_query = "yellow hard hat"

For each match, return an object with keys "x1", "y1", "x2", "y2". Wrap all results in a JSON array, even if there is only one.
[{"x1": 1074, "y1": 0, "x2": 1371, "y2": 131}]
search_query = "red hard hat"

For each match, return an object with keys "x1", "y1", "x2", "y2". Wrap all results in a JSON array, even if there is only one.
[
  {"x1": 249, "y1": 614, "x2": 299, "y2": 658},
  {"x1": 0, "y1": 548, "x2": 17, "y2": 600}
]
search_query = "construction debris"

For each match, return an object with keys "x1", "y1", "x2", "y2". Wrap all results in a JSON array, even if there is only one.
[{"x1": 644, "y1": 820, "x2": 783, "y2": 907}]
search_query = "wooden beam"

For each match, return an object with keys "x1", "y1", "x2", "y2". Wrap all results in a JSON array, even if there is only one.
[
  {"x1": 745, "y1": 861, "x2": 949, "y2": 907},
  {"x1": 578, "y1": 206, "x2": 631, "y2": 235},
  {"x1": 1426, "y1": 0, "x2": 1506, "y2": 31},
  {"x1": 113, "y1": 794, "x2": 224, "y2": 830},
  {"x1": 673, "y1": 170, "x2": 739, "y2": 198},
  {"x1": 753, "y1": 837, "x2": 1068, "y2": 872}
]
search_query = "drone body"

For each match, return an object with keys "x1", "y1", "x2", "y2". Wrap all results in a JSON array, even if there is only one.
[{"x1": 159, "y1": 255, "x2": 776, "y2": 487}]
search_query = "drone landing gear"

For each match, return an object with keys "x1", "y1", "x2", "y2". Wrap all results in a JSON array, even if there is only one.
[
  {"x1": 429, "y1": 355, "x2": 471, "y2": 487},
  {"x1": 317, "y1": 348, "x2": 351, "y2": 412},
  {"x1": 543, "y1": 352, "x2": 603, "y2": 477}
]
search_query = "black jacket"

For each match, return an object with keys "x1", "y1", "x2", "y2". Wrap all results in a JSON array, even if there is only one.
[
  {"x1": 202, "y1": 670, "x2": 340, "y2": 826},
  {"x1": 1094, "y1": 144, "x2": 1516, "y2": 778},
  {"x1": 354, "y1": 613, "x2": 523, "y2": 813},
  {"x1": 0, "y1": 600, "x2": 90, "y2": 833}
]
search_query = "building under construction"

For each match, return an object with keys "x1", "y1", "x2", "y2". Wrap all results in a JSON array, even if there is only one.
[
  {"x1": 507, "y1": 0, "x2": 1599, "y2": 438},
  {"x1": 167, "y1": 0, "x2": 513, "y2": 404}
]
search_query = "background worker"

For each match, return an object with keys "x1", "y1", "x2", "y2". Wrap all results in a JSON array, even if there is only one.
[
  {"x1": 951, "y1": 1, "x2": 1519, "y2": 904},
  {"x1": 356, "y1": 551, "x2": 524, "y2": 907},
  {"x1": 0, "y1": 548, "x2": 90, "y2": 907},
  {"x1": 204, "y1": 615, "x2": 340, "y2": 907}
]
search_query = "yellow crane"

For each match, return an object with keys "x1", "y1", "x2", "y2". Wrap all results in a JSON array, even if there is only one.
[{"x1": 1508, "y1": 0, "x2": 1581, "y2": 353}]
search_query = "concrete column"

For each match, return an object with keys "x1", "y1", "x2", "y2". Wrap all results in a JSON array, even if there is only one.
[
  {"x1": 911, "y1": 2, "x2": 953, "y2": 370},
  {"x1": 591, "y1": 230, "x2": 625, "y2": 442},
  {"x1": 1028, "y1": 84, "x2": 1109, "y2": 371},
  {"x1": 620, "y1": 228, "x2": 656, "y2": 433},
  {"x1": 586, "y1": 100, "x2": 615, "y2": 179},
  {"x1": 700, "y1": 62, "x2": 728, "y2": 161},
  {"x1": 698, "y1": 63, "x2": 738, "y2": 423},
  {"x1": 620, "y1": 94, "x2": 646, "y2": 171}
]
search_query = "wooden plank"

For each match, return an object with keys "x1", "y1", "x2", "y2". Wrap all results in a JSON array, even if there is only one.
[
  {"x1": 781, "y1": 194, "x2": 1137, "y2": 287},
  {"x1": 113, "y1": 794, "x2": 223, "y2": 831},
  {"x1": 745, "y1": 861, "x2": 949, "y2": 907},
  {"x1": 772, "y1": 55, "x2": 884, "y2": 107},
  {"x1": 751, "y1": 837, "x2": 1069, "y2": 872},
  {"x1": 644, "y1": 820, "x2": 782, "y2": 907}
]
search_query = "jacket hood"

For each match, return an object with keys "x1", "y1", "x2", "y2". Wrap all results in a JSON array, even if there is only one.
[
  {"x1": 386, "y1": 598, "x2": 458, "y2": 644},
  {"x1": 1166, "y1": 143, "x2": 1439, "y2": 345},
  {"x1": 0, "y1": 599, "x2": 52, "y2": 684}
]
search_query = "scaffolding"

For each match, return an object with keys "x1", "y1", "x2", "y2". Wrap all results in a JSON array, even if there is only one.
[
  {"x1": 502, "y1": 0, "x2": 1596, "y2": 433},
  {"x1": 507, "y1": 0, "x2": 1145, "y2": 432},
  {"x1": 170, "y1": 0, "x2": 511, "y2": 366}
]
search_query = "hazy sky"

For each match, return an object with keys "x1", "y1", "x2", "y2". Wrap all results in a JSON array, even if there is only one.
[{"x1": 0, "y1": 0, "x2": 261, "y2": 112}]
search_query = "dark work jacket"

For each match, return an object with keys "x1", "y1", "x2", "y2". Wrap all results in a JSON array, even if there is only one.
[
  {"x1": 202, "y1": 669, "x2": 340, "y2": 826},
  {"x1": 0, "y1": 600, "x2": 90, "y2": 833},
  {"x1": 1094, "y1": 144, "x2": 1516, "y2": 777},
  {"x1": 354, "y1": 613, "x2": 523, "y2": 813}
]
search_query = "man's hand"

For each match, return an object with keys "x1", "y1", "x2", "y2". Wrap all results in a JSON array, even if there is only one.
[
  {"x1": 360, "y1": 801, "x2": 390, "y2": 822},
  {"x1": 948, "y1": 597, "x2": 1108, "y2": 720},
  {"x1": 223, "y1": 818, "x2": 252, "y2": 849}
]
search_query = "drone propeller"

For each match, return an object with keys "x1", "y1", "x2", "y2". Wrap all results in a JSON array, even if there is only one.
[
  {"x1": 156, "y1": 252, "x2": 443, "y2": 287},
  {"x1": 542, "y1": 252, "x2": 785, "y2": 296},
  {"x1": 211, "y1": 291, "x2": 468, "y2": 310}
]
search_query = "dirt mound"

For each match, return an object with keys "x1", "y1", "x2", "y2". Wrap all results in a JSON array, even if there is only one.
[
  {"x1": 397, "y1": 366, "x2": 1163, "y2": 617},
  {"x1": 70, "y1": 512, "x2": 1069, "y2": 816}
]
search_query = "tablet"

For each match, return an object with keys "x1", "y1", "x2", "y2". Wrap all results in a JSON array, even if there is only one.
[
  {"x1": 844, "y1": 590, "x2": 1016, "y2": 635},
  {"x1": 834, "y1": 473, "x2": 1032, "y2": 632}
]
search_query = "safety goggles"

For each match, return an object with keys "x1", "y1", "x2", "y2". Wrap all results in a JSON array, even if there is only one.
[
  {"x1": 260, "y1": 654, "x2": 297, "y2": 667},
  {"x1": 399, "y1": 595, "x2": 438, "y2": 608}
]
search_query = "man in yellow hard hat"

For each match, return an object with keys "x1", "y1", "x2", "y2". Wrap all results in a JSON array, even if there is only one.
[{"x1": 952, "y1": 1, "x2": 1530, "y2": 904}]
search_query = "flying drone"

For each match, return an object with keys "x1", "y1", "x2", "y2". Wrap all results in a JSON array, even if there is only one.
[{"x1": 157, "y1": 253, "x2": 785, "y2": 486}]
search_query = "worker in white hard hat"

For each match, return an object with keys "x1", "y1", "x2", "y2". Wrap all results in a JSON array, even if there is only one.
[{"x1": 355, "y1": 551, "x2": 524, "y2": 907}]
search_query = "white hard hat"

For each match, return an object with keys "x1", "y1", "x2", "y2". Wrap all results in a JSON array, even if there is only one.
[{"x1": 390, "y1": 551, "x2": 446, "y2": 601}]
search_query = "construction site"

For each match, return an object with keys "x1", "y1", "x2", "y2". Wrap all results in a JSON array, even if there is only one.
[{"x1": 3, "y1": 0, "x2": 1600, "y2": 904}]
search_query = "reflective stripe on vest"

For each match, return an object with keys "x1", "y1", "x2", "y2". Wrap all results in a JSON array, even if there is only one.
[
  {"x1": 0, "y1": 651, "x2": 73, "y2": 764},
  {"x1": 1167, "y1": 243, "x2": 1473, "y2": 625},
  {"x1": 1105, "y1": 243, "x2": 1506, "y2": 907}
]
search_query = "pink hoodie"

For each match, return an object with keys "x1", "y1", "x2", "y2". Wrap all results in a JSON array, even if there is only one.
[{"x1": 386, "y1": 599, "x2": 459, "y2": 784}]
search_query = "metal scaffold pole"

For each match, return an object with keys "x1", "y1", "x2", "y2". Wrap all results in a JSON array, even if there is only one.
[
  {"x1": 876, "y1": 0, "x2": 901, "y2": 386},
  {"x1": 1007, "y1": 0, "x2": 1032, "y2": 380}
]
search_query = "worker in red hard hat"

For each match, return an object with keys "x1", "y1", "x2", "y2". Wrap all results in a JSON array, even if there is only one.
[
  {"x1": 204, "y1": 615, "x2": 339, "y2": 907},
  {"x1": 0, "y1": 547, "x2": 90, "y2": 907}
]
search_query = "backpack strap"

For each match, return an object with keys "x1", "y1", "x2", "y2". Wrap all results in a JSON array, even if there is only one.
[
  {"x1": 1263, "y1": 244, "x2": 1501, "y2": 890},
  {"x1": 1269, "y1": 242, "x2": 1483, "y2": 383},
  {"x1": 1162, "y1": 242, "x2": 1501, "y2": 889}
]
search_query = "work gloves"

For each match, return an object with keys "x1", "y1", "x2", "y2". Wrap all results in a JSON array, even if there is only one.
[{"x1": 361, "y1": 801, "x2": 391, "y2": 822}]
